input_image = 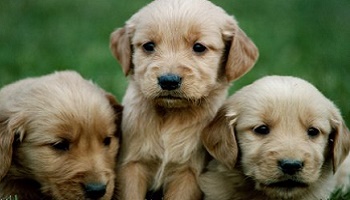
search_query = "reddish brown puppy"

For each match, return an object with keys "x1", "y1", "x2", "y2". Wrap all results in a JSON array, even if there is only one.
[{"x1": 0, "y1": 71, "x2": 122, "y2": 200}]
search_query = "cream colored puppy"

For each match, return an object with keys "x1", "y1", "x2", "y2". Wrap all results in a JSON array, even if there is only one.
[
  {"x1": 0, "y1": 71, "x2": 122, "y2": 200},
  {"x1": 110, "y1": 0, "x2": 258, "y2": 199},
  {"x1": 200, "y1": 76, "x2": 350, "y2": 200}
]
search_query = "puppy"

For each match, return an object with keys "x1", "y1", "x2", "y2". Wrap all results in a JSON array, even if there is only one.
[
  {"x1": 109, "y1": 0, "x2": 258, "y2": 199},
  {"x1": 0, "y1": 71, "x2": 123, "y2": 200},
  {"x1": 200, "y1": 76, "x2": 350, "y2": 200}
]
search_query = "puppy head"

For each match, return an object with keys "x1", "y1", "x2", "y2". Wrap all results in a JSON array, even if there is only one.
[
  {"x1": 202, "y1": 76, "x2": 350, "y2": 198},
  {"x1": 110, "y1": 0, "x2": 258, "y2": 108},
  {"x1": 0, "y1": 71, "x2": 122, "y2": 199}
]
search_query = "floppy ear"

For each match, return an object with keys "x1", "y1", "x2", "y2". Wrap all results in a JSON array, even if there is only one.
[
  {"x1": 201, "y1": 106, "x2": 238, "y2": 170},
  {"x1": 105, "y1": 93, "x2": 123, "y2": 139},
  {"x1": 223, "y1": 23, "x2": 259, "y2": 82},
  {"x1": 110, "y1": 27, "x2": 132, "y2": 76},
  {"x1": 0, "y1": 114, "x2": 26, "y2": 181},
  {"x1": 331, "y1": 119, "x2": 350, "y2": 173}
]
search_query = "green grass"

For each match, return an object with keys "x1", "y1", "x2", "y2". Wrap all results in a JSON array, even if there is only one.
[
  {"x1": 1, "y1": 0, "x2": 349, "y2": 119},
  {"x1": 1, "y1": 0, "x2": 349, "y2": 198},
  {"x1": 330, "y1": 188, "x2": 350, "y2": 200}
]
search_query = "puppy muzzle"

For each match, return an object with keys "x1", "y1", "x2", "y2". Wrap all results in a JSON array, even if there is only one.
[
  {"x1": 157, "y1": 74, "x2": 182, "y2": 91},
  {"x1": 83, "y1": 182, "x2": 107, "y2": 199}
]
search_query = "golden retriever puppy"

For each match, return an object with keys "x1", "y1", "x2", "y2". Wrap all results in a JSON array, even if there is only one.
[
  {"x1": 200, "y1": 76, "x2": 350, "y2": 200},
  {"x1": 109, "y1": 0, "x2": 258, "y2": 199},
  {"x1": 0, "y1": 71, "x2": 123, "y2": 200}
]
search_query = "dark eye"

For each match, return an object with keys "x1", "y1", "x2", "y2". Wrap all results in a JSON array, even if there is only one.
[
  {"x1": 142, "y1": 42, "x2": 155, "y2": 52},
  {"x1": 192, "y1": 43, "x2": 207, "y2": 53},
  {"x1": 103, "y1": 137, "x2": 112, "y2": 146},
  {"x1": 307, "y1": 127, "x2": 320, "y2": 137},
  {"x1": 52, "y1": 139, "x2": 70, "y2": 151},
  {"x1": 253, "y1": 125, "x2": 270, "y2": 135}
]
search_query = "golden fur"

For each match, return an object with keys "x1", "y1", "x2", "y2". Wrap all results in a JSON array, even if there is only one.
[
  {"x1": 200, "y1": 76, "x2": 350, "y2": 200},
  {"x1": 0, "y1": 71, "x2": 123, "y2": 200},
  {"x1": 109, "y1": 0, "x2": 258, "y2": 199}
]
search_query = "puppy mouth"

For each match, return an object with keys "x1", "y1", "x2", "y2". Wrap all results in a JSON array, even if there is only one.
[
  {"x1": 266, "y1": 179, "x2": 308, "y2": 188},
  {"x1": 158, "y1": 95, "x2": 184, "y2": 100},
  {"x1": 154, "y1": 94, "x2": 195, "y2": 108}
]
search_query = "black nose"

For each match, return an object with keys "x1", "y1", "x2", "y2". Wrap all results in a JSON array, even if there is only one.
[
  {"x1": 158, "y1": 74, "x2": 182, "y2": 90},
  {"x1": 278, "y1": 159, "x2": 304, "y2": 175},
  {"x1": 83, "y1": 183, "x2": 106, "y2": 199}
]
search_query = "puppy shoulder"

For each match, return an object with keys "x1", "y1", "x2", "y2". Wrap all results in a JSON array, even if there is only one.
[{"x1": 200, "y1": 160, "x2": 244, "y2": 200}]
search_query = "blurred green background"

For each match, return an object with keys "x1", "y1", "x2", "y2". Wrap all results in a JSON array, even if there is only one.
[{"x1": 0, "y1": 0, "x2": 349, "y2": 123}]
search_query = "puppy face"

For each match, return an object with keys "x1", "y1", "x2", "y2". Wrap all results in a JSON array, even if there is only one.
[
  {"x1": 0, "y1": 72, "x2": 122, "y2": 199},
  {"x1": 110, "y1": 0, "x2": 258, "y2": 108},
  {"x1": 235, "y1": 86, "x2": 333, "y2": 198},
  {"x1": 202, "y1": 76, "x2": 350, "y2": 199}
]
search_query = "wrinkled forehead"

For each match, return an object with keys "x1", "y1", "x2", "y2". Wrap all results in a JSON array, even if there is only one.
[
  {"x1": 236, "y1": 89, "x2": 335, "y2": 133},
  {"x1": 25, "y1": 106, "x2": 116, "y2": 144},
  {"x1": 128, "y1": 0, "x2": 233, "y2": 46},
  {"x1": 132, "y1": 21, "x2": 224, "y2": 49}
]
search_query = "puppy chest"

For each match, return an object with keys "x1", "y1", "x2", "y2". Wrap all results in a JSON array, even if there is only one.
[{"x1": 142, "y1": 128, "x2": 202, "y2": 162}]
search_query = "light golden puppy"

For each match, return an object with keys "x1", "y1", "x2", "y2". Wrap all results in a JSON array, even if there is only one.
[
  {"x1": 109, "y1": 0, "x2": 258, "y2": 199},
  {"x1": 200, "y1": 76, "x2": 350, "y2": 200},
  {"x1": 0, "y1": 71, "x2": 123, "y2": 200}
]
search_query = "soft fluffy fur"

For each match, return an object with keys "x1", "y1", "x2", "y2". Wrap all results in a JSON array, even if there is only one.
[
  {"x1": 0, "y1": 71, "x2": 123, "y2": 200},
  {"x1": 109, "y1": 0, "x2": 258, "y2": 199},
  {"x1": 200, "y1": 76, "x2": 350, "y2": 200}
]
